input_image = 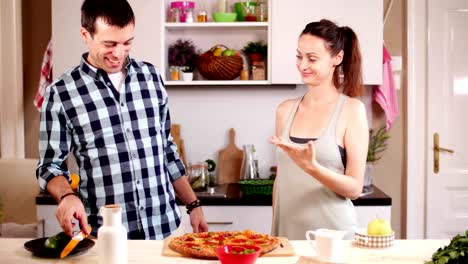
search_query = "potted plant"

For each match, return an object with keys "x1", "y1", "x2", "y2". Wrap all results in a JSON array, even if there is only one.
[
  {"x1": 181, "y1": 66, "x2": 195, "y2": 81},
  {"x1": 168, "y1": 39, "x2": 199, "y2": 81},
  {"x1": 241, "y1": 41, "x2": 267, "y2": 62},
  {"x1": 365, "y1": 127, "x2": 390, "y2": 193}
]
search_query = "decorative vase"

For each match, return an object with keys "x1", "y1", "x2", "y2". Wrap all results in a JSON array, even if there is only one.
[
  {"x1": 98, "y1": 204, "x2": 128, "y2": 264},
  {"x1": 363, "y1": 162, "x2": 374, "y2": 194},
  {"x1": 182, "y1": 72, "x2": 194, "y2": 81}
]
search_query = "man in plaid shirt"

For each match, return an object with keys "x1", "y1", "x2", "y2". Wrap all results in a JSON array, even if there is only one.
[{"x1": 36, "y1": 0, "x2": 208, "y2": 239}]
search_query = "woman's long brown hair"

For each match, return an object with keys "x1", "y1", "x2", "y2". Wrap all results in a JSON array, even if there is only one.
[{"x1": 301, "y1": 19, "x2": 363, "y2": 97}]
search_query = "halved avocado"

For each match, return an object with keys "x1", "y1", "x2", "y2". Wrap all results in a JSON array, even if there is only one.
[{"x1": 44, "y1": 232, "x2": 71, "y2": 252}]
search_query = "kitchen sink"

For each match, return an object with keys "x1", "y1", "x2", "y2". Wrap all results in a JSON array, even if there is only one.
[{"x1": 195, "y1": 184, "x2": 228, "y2": 198}]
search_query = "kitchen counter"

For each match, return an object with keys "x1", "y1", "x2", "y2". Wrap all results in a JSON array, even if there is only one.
[
  {"x1": 35, "y1": 184, "x2": 391, "y2": 206},
  {"x1": 2, "y1": 238, "x2": 448, "y2": 264}
]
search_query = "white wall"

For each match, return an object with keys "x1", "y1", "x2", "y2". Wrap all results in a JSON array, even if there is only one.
[
  {"x1": 168, "y1": 85, "x2": 372, "y2": 178},
  {"x1": 168, "y1": 85, "x2": 307, "y2": 177}
]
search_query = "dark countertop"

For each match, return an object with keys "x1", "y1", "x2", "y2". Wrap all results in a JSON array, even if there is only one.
[{"x1": 36, "y1": 184, "x2": 391, "y2": 206}]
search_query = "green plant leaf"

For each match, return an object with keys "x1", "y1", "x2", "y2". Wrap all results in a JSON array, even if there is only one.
[{"x1": 367, "y1": 127, "x2": 390, "y2": 162}]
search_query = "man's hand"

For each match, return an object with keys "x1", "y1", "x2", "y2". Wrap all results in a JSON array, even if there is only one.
[
  {"x1": 56, "y1": 195, "x2": 89, "y2": 237},
  {"x1": 47, "y1": 176, "x2": 89, "y2": 237},
  {"x1": 189, "y1": 207, "x2": 208, "y2": 233}
]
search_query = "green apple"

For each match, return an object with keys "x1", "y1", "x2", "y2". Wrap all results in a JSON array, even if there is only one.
[
  {"x1": 222, "y1": 49, "x2": 235, "y2": 56},
  {"x1": 367, "y1": 218, "x2": 392, "y2": 235}
]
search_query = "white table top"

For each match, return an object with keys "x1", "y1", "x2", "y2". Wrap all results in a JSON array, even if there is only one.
[{"x1": 0, "y1": 238, "x2": 449, "y2": 264}]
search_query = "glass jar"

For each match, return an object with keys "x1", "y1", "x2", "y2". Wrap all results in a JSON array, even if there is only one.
[
  {"x1": 240, "y1": 144, "x2": 259, "y2": 180},
  {"x1": 169, "y1": 7, "x2": 180, "y2": 23},
  {"x1": 188, "y1": 162, "x2": 208, "y2": 191},
  {"x1": 240, "y1": 68, "x2": 250, "y2": 80},
  {"x1": 170, "y1": 66, "x2": 179, "y2": 81},
  {"x1": 244, "y1": 5, "x2": 257, "y2": 21},
  {"x1": 256, "y1": 0, "x2": 268, "y2": 22},
  {"x1": 185, "y1": 8, "x2": 194, "y2": 23},
  {"x1": 197, "y1": 10, "x2": 207, "y2": 22}
]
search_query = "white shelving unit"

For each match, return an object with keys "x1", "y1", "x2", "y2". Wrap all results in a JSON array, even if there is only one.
[
  {"x1": 164, "y1": 22, "x2": 269, "y2": 28},
  {"x1": 165, "y1": 80, "x2": 269, "y2": 86},
  {"x1": 160, "y1": 0, "x2": 272, "y2": 85}
]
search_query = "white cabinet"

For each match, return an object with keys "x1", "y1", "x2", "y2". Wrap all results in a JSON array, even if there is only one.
[
  {"x1": 178, "y1": 206, "x2": 272, "y2": 234},
  {"x1": 36, "y1": 205, "x2": 63, "y2": 237},
  {"x1": 271, "y1": 0, "x2": 383, "y2": 84},
  {"x1": 38, "y1": 203, "x2": 390, "y2": 237},
  {"x1": 355, "y1": 205, "x2": 391, "y2": 229},
  {"x1": 178, "y1": 205, "x2": 390, "y2": 235}
]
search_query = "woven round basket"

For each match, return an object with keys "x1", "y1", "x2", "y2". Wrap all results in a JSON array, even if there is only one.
[{"x1": 196, "y1": 45, "x2": 243, "y2": 80}]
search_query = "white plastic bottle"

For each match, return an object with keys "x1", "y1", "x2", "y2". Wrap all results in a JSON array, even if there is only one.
[
  {"x1": 98, "y1": 204, "x2": 128, "y2": 264},
  {"x1": 217, "y1": 0, "x2": 227, "y2": 13}
]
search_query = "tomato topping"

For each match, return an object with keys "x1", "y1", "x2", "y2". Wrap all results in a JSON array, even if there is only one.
[
  {"x1": 230, "y1": 239, "x2": 248, "y2": 243},
  {"x1": 185, "y1": 243, "x2": 198, "y2": 248}
]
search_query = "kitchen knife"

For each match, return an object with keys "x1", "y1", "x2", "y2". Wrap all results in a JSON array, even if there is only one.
[{"x1": 60, "y1": 226, "x2": 92, "y2": 258}]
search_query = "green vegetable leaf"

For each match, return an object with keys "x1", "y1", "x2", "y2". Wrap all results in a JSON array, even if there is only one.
[{"x1": 426, "y1": 230, "x2": 468, "y2": 264}]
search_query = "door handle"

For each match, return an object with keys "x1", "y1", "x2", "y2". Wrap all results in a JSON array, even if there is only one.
[{"x1": 434, "y1": 132, "x2": 455, "y2": 173}]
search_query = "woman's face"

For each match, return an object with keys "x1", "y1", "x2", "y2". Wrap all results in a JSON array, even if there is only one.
[{"x1": 296, "y1": 34, "x2": 342, "y2": 87}]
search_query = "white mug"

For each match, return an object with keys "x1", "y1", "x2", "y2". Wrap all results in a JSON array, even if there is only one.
[{"x1": 305, "y1": 229, "x2": 347, "y2": 263}]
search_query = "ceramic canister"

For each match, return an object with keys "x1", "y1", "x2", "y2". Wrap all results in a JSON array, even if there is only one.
[{"x1": 98, "y1": 204, "x2": 128, "y2": 264}]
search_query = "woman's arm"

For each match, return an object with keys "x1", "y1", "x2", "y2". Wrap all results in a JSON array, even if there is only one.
[{"x1": 272, "y1": 99, "x2": 295, "y2": 211}]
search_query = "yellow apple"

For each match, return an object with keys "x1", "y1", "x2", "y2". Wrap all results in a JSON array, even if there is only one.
[{"x1": 367, "y1": 218, "x2": 392, "y2": 236}]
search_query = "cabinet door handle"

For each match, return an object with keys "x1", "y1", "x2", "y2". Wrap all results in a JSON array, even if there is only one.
[{"x1": 207, "y1": 221, "x2": 233, "y2": 225}]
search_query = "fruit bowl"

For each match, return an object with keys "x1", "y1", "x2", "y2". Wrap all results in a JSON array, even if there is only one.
[
  {"x1": 216, "y1": 245, "x2": 261, "y2": 264},
  {"x1": 354, "y1": 228, "x2": 395, "y2": 248},
  {"x1": 213, "y1": 12, "x2": 237, "y2": 22}
]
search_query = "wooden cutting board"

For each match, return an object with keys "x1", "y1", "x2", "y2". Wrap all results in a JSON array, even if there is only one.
[
  {"x1": 162, "y1": 237, "x2": 295, "y2": 257},
  {"x1": 217, "y1": 128, "x2": 244, "y2": 184},
  {"x1": 171, "y1": 124, "x2": 187, "y2": 167}
]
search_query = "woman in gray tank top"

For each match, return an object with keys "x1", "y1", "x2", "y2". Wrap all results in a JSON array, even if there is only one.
[{"x1": 270, "y1": 19, "x2": 369, "y2": 240}]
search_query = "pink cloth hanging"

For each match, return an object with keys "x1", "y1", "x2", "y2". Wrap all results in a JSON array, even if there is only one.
[
  {"x1": 34, "y1": 40, "x2": 53, "y2": 111},
  {"x1": 373, "y1": 45, "x2": 398, "y2": 130}
]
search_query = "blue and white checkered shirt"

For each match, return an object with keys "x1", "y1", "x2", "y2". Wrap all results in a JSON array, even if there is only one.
[{"x1": 36, "y1": 53, "x2": 185, "y2": 239}]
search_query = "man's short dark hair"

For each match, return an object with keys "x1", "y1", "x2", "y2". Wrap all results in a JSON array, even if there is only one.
[{"x1": 81, "y1": 0, "x2": 135, "y2": 36}]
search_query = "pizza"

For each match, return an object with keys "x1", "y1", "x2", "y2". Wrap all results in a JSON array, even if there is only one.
[{"x1": 168, "y1": 230, "x2": 280, "y2": 259}]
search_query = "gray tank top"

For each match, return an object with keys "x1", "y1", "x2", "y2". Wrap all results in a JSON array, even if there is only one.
[{"x1": 271, "y1": 94, "x2": 357, "y2": 240}]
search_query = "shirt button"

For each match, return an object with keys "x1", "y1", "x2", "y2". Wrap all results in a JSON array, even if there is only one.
[
  {"x1": 126, "y1": 128, "x2": 131, "y2": 133},
  {"x1": 121, "y1": 102, "x2": 125, "y2": 107},
  {"x1": 140, "y1": 206, "x2": 144, "y2": 211},
  {"x1": 132, "y1": 153, "x2": 137, "y2": 159},
  {"x1": 136, "y1": 180, "x2": 140, "y2": 184},
  {"x1": 107, "y1": 82, "x2": 111, "y2": 86}
]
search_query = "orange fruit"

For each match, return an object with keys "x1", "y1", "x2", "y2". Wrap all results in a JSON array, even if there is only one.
[{"x1": 70, "y1": 173, "x2": 80, "y2": 190}]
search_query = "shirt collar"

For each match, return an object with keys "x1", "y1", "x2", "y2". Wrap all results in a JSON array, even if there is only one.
[{"x1": 79, "y1": 52, "x2": 133, "y2": 80}]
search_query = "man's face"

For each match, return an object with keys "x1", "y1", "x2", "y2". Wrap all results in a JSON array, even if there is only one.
[{"x1": 80, "y1": 18, "x2": 134, "y2": 73}]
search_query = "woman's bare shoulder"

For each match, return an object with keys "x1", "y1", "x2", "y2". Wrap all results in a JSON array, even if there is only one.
[
  {"x1": 276, "y1": 98, "x2": 298, "y2": 114},
  {"x1": 344, "y1": 97, "x2": 366, "y2": 116}
]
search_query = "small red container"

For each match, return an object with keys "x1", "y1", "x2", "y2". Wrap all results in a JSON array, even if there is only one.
[{"x1": 216, "y1": 245, "x2": 261, "y2": 264}]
